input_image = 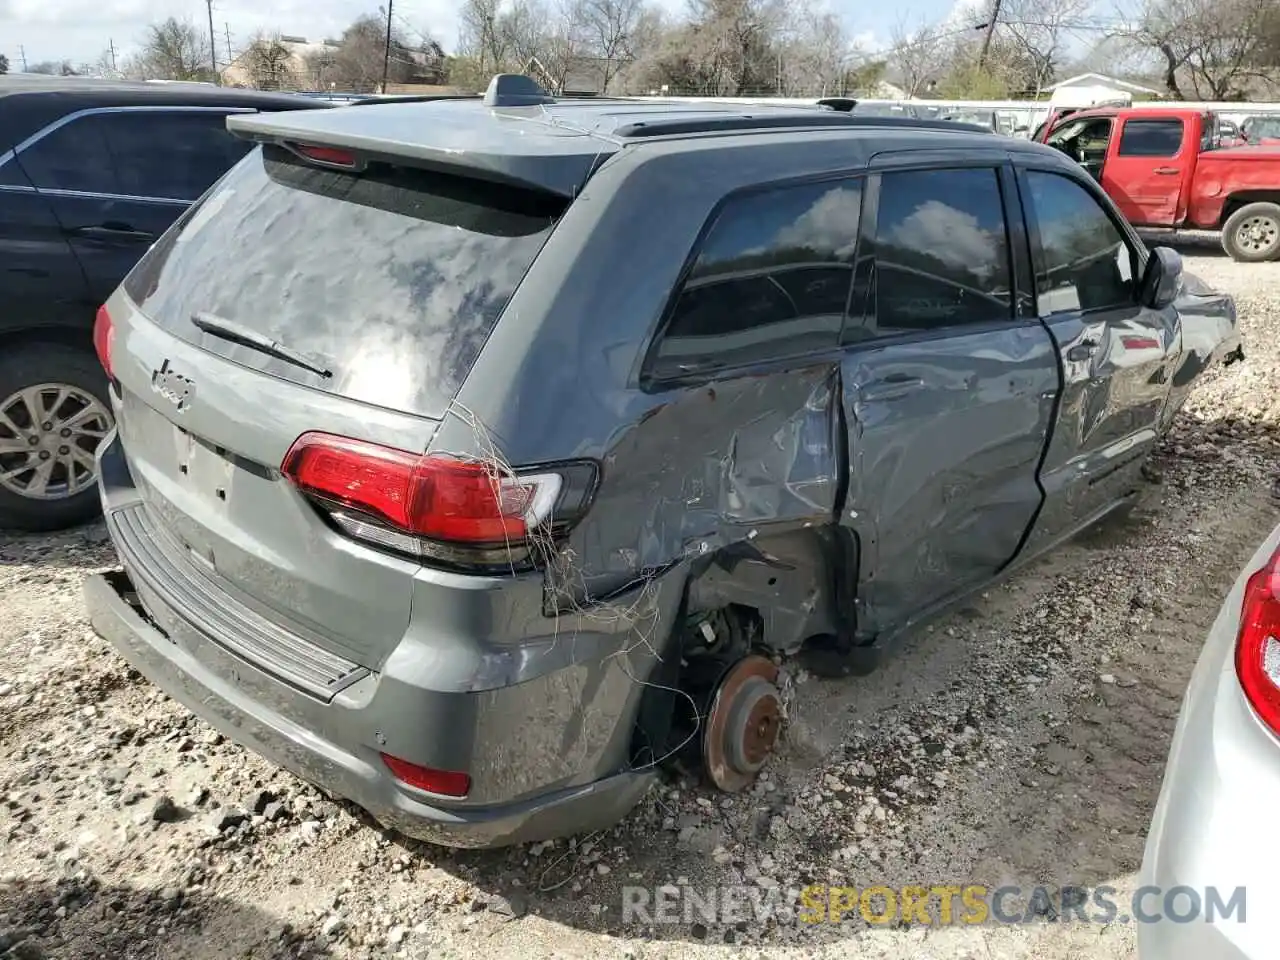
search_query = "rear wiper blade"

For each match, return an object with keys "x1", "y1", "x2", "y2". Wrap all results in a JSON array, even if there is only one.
[{"x1": 190, "y1": 312, "x2": 332, "y2": 379}]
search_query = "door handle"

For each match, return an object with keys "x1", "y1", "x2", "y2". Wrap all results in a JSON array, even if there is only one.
[
  {"x1": 1066, "y1": 339, "x2": 1099, "y2": 362},
  {"x1": 859, "y1": 374, "x2": 925, "y2": 401},
  {"x1": 1154, "y1": 167, "x2": 1179, "y2": 175},
  {"x1": 67, "y1": 224, "x2": 155, "y2": 241}
]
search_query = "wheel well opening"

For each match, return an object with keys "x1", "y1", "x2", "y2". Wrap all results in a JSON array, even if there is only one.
[
  {"x1": 1221, "y1": 193, "x2": 1280, "y2": 226},
  {"x1": 627, "y1": 602, "x2": 763, "y2": 773}
]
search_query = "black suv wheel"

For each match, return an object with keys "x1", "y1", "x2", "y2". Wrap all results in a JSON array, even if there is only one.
[{"x1": 0, "y1": 344, "x2": 114, "y2": 532}]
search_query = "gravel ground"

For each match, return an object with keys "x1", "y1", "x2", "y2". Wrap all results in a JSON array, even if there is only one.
[{"x1": 2, "y1": 250, "x2": 1279, "y2": 960}]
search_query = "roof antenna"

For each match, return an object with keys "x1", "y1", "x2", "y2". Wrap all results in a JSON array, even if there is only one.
[{"x1": 483, "y1": 73, "x2": 556, "y2": 107}]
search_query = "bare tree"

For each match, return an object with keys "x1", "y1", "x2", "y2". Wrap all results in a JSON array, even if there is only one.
[
  {"x1": 1124, "y1": 0, "x2": 1280, "y2": 99},
  {"x1": 576, "y1": 0, "x2": 647, "y2": 89},
  {"x1": 888, "y1": 17, "x2": 949, "y2": 97},
  {"x1": 310, "y1": 15, "x2": 415, "y2": 92},
  {"x1": 998, "y1": 0, "x2": 1092, "y2": 93},
  {"x1": 534, "y1": 0, "x2": 591, "y2": 92},
  {"x1": 242, "y1": 33, "x2": 297, "y2": 90},
  {"x1": 683, "y1": 0, "x2": 788, "y2": 96},
  {"x1": 129, "y1": 17, "x2": 212, "y2": 81},
  {"x1": 459, "y1": 0, "x2": 513, "y2": 74},
  {"x1": 776, "y1": 4, "x2": 850, "y2": 97}
]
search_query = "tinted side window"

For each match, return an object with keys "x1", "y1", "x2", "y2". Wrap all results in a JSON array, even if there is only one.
[
  {"x1": 1024, "y1": 171, "x2": 1137, "y2": 315},
  {"x1": 1118, "y1": 119, "x2": 1184, "y2": 158},
  {"x1": 101, "y1": 111, "x2": 250, "y2": 201},
  {"x1": 866, "y1": 167, "x2": 1012, "y2": 336},
  {"x1": 653, "y1": 179, "x2": 861, "y2": 375},
  {"x1": 15, "y1": 114, "x2": 117, "y2": 194}
]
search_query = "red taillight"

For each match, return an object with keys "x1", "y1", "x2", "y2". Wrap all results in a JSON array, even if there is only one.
[
  {"x1": 1235, "y1": 544, "x2": 1280, "y2": 733},
  {"x1": 380, "y1": 753, "x2": 471, "y2": 798},
  {"x1": 280, "y1": 432, "x2": 590, "y2": 559},
  {"x1": 292, "y1": 143, "x2": 357, "y2": 168},
  {"x1": 93, "y1": 305, "x2": 115, "y2": 378}
]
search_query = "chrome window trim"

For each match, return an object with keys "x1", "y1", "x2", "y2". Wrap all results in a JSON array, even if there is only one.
[
  {"x1": 0, "y1": 104, "x2": 257, "y2": 183},
  {"x1": 0, "y1": 183, "x2": 191, "y2": 206}
]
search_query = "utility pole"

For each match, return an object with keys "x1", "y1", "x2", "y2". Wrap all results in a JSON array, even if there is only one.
[
  {"x1": 381, "y1": 0, "x2": 394, "y2": 94},
  {"x1": 204, "y1": 0, "x2": 220, "y2": 84},
  {"x1": 18, "y1": 44, "x2": 28, "y2": 71},
  {"x1": 108, "y1": 38, "x2": 117, "y2": 74},
  {"x1": 224, "y1": 23, "x2": 233, "y2": 65},
  {"x1": 977, "y1": 0, "x2": 1002, "y2": 69}
]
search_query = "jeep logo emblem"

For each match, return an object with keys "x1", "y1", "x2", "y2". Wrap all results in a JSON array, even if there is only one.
[{"x1": 152, "y1": 359, "x2": 195, "y2": 411}]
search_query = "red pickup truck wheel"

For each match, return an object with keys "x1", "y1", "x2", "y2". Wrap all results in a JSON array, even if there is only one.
[{"x1": 1222, "y1": 202, "x2": 1280, "y2": 263}]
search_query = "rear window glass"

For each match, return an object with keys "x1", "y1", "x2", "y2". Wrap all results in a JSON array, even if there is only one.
[{"x1": 124, "y1": 144, "x2": 565, "y2": 418}]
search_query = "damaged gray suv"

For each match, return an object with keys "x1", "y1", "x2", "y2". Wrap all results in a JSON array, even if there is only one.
[{"x1": 84, "y1": 75, "x2": 1242, "y2": 848}]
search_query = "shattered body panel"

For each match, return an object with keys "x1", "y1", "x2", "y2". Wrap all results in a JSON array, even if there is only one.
[
  {"x1": 435, "y1": 136, "x2": 881, "y2": 641},
  {"x1": 1161, "y1": 272, "x2": 1243, "y2": 430},
  {"x1": 439, "y1": 137, "x2": 1242, "y2": 662},
  {"x1": 1025, "y1": 298, "x2": 1184, "y2": 557}
]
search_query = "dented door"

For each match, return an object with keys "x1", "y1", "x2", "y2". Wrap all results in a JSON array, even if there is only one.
[
  {"x1": 840, "y1": 328, "x2": 1058, "y2": 639},
  {"x1": 1015, "y1": 166, "x2": 1181, "y2": 553},
  {"x1": 837, "y1": 165, "x2": 1059, "y2": 640}
]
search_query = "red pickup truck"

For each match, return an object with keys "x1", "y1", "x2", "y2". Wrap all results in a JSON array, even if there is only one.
[{"x1": 1039, "y1": 106, "x2": 1280, "y2": 262}]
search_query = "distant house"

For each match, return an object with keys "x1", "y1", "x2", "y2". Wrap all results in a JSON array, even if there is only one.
[{"x1": 1043, "y1": 73, "x2": 1164, "y2": 99}]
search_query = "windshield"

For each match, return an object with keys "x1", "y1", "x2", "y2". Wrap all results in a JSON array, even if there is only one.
[{"x1": 124, "y1": 144, "x2": 566, "y2": 418}]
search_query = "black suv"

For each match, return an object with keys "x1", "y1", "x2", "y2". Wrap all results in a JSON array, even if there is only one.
[{"x1": 0, "y1": 77, "x2": 327, "y2": 531}]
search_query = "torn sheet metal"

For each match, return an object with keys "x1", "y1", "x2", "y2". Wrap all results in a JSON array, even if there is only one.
[{"x1": 546, "y1": 364, "x2": 844, "y2": 634}]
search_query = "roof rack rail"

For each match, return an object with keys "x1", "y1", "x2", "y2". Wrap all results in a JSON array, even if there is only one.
[
  {"x1": 348, "y1": 94, "x2": 483, "y2": 107},
  {"x1": 614, "y1": 113, "x2": 855, "y2": 138},
  {"x1": 612, "y1": 112, "x2": 993, "y2": 139},
  {"x1": 483, "y1": 73, "x2": 556, "y2": 107}
]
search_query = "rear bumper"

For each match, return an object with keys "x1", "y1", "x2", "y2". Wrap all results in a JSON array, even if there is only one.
[
  {"x1": 85, "y1": 569, "x2": 656, "y2": 848},
  {"x1": 87, "y1": 430, "x2": 674, "y2": 849}
]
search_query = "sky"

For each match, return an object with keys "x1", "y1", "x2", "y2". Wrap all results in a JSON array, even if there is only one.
[{"x1": 0, "y1": 0, "x2": 962, "y2": 72}]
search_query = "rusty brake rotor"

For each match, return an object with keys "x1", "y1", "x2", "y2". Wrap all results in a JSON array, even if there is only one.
[{"x1": 702, "y1": 654, "x2": 783, "y2": 792}]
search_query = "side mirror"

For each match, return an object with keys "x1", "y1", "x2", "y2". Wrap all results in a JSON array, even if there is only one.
[{"x1": 1142, "y1": 246, "x2": 1183, "y2": 309}]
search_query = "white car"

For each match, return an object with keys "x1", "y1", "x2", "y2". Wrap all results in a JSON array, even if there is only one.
[{"x1": 1141, "y1": 521, "x2": 1280, "y2": 958}]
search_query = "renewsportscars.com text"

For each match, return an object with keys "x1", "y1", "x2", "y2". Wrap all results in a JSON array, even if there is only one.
[{"x1": 621, "y1": 883, "x2": 1247, "y2": 927}]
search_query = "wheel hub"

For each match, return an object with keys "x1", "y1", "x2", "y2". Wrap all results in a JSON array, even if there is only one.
[
  {"x1": 702, "y1": 655, "x2": 783, "y2": 791},
  {"x1": 0, "y1": 382, "x2": 113, "y2": 501},
  {"x1": 1240, "y1": 215, "x2": 1279, "y2": 253}
]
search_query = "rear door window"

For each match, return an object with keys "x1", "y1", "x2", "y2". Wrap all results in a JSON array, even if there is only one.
[
  {"x1": 124, "y1": 144, "x2": 565, "y2": 418},
  {"x1": 100, "y1": 110, "x2": 252, "y2": 201},
  {"x1": 15, "y1": 113, "x2": 116, "y2": 194},
  {"x1": 650, "y1": 178, "x2": 861, "y2": 378},
  {"x1": 1118, "y1": 119, "x2": 1184, "y2": 157},
  {"x1": 859, "y1": 167, "x2": 1012, "y2": 337}
]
